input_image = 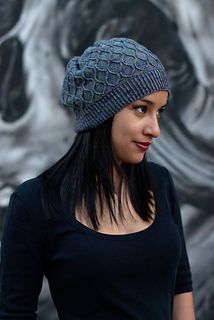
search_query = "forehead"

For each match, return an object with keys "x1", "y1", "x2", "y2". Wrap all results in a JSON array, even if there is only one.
[{"x1": 135, "y1": 91, "x2": 169, "y2": 105}]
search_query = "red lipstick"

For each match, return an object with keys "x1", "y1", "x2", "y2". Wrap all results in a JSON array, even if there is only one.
[{"x1": 134, "y1": 141, "x2": 152, "y2": 151}]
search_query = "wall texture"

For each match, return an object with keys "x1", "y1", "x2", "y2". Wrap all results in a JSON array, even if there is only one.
[{"x1": 0, "y1": 0, "x2": 213, "y2": 319}]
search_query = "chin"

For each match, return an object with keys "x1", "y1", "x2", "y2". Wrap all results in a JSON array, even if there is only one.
[{"x1": 121, "y1": 155, "x2": 145, "y2": 164}]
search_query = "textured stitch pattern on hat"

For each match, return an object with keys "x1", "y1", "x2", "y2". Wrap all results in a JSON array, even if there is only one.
[{"x1": 60, "y1": 38, "x2": 170, "y2": 132}]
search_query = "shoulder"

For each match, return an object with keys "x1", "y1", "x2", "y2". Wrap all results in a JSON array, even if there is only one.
[
  {"x1": 146, "y1": 161, "x2": 176, "y2": 201},
  {"x1": 5, "y1": 176, "x2": 47, "y2": 245},
  {"x1": 5, "y1": 175, "x2": 47, "y2": 237},
  {"x1": 147, "y1": 161, "x2": 169, "y2": 174},
  {"x1": 147, "y1": 161, "x2": 171, "y2": 185},
  {"x1": 14, "y1": 175, "x2": 42, "y2": 197},
  {"x1": 147, "y1": 161, "x2": 178, "y2": 207},
  {"x1": 13, "y1": 175, "x2": 43, "y2": 210}
]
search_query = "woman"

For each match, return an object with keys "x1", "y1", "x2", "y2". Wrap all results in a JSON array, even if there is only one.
[{"x1": 0, "y1": 38, "x2": 195, "y2": 319}]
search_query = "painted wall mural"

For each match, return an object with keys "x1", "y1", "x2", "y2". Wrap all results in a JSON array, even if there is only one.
[{"x1": 0, "y1": 0, "x2": 213, "y2": 319}]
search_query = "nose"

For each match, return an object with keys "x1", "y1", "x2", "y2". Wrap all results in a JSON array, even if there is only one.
[{"x1": 143, "y1": 115, "x2": 160, "y2": 138}]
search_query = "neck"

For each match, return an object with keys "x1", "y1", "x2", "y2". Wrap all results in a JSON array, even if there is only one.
[{"x1": 112, "y1": 165, "x2": 124, "y2": 194}]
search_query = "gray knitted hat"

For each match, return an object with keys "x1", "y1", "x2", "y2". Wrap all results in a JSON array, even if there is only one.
[{"x1": 60, "y1": 37, "x2": 170, "y2": 132}]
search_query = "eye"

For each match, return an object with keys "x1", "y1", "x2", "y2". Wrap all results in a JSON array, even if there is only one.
[
  {"x1": 133, "y1": 105, "x2": 147, "y2": 114},
  {"x1": 157, "y1": 106, "x2": 166, "y2": 118}
]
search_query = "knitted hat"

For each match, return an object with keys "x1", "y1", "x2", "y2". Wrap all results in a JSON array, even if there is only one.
[{"x1": 60, "y1": 37, "x2": 170, "y2": 132}]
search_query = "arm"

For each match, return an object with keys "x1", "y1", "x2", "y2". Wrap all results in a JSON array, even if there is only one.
[
  {"x1": 173, "y1": 292, "x2": 195, "y2": 320},
  {"x1": 166, "y1": 170, "x2": 195, "y2": 318},
  {"x1": 0, "y1": 191, "x2": 46, "y2": 319}
]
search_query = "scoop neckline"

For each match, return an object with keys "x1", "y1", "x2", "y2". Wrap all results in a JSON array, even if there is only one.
[
  {"x1": 66, "y1": 211, "x2": 158, "y2": 240},
  {"x1": 54, "y1": 188, "x2": 159, "y2": 240}
]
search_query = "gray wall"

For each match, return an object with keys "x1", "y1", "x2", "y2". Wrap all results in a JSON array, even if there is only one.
[{"x1": 0, "y1": 0, "x2": 213, "y2": 319}]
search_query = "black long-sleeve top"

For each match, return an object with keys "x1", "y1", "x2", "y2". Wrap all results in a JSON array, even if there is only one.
[{"x1": 0, "y1": 162, "x2": 193, "y2": 319}]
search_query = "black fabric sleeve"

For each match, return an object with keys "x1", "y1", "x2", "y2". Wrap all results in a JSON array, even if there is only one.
[
  {"x1": 0, "y1": 192, "x2": 46, "y2": 319},
  {"x1": 166, "y1": 170, "x2": 193, "y2": 295}
]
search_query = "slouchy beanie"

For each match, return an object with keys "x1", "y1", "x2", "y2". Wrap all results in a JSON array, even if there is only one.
[{"x1": 60, "y1": 37, "x2": 170, "y2": 132}]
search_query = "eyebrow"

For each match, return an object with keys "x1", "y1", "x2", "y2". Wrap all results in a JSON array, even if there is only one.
[
  {"x1": 139, "y1": 99, "x2": 168, "y2": 108},
  {"x1": 140, "y1": 98, "x2": 154, "y2": 105}
]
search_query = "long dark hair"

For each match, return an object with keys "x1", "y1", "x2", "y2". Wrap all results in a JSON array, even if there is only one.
[{"x1": 41, "y1": 117, "x2": 154, "y2": 230}]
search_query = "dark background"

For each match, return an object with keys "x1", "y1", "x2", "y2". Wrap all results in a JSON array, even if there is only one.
[{"x1": 0, "y1": 0, "x2": 213, "y2": 319}]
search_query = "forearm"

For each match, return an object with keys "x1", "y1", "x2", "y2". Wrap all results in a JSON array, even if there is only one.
[{"x1": 173, "y1": 292, "x2": 195, "y2": 320}]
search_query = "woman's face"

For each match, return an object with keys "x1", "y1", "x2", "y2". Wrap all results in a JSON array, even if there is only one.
[{"x1": 111, "y1": 91, "x2": 168, "y2": 164}]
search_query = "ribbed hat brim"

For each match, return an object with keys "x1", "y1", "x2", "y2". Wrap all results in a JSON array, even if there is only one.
[{"x1": 75, "y1": 68, "x2": 170, "y2": 132}]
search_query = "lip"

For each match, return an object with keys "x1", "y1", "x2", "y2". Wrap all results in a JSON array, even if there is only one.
[{"x1": 134, "y1": 141, "x2": 152, "y2": 151}]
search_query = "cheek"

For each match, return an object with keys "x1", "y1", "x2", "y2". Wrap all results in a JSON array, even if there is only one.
[
  {"x1": 112, "y1": 119, "x2": 131, "y2": 147},
  {"x1": 111, "y1": 120, "x2": 137, "y2": 161},
  {"x1": 111, "y1": 119, "x2": 127, "y2": 158},
  {"x1": 112, "y1": 111, "x2": 136, "y2": 138},
  {"x1": 111, "y1": 109, "x2": 145, "y2": 161},
  {"x1": 111, "y1": 127, "x2": 125, "y2": 155}
]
